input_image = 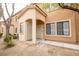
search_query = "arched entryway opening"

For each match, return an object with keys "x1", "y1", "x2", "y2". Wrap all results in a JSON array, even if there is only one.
[
  {"x1": 26, "y1": 19, "x2": 32, "y2": 41},
  {"x1": 26, "y1": 19, "x2": 44, "y2": 41},
  {"x1": 36, "y1": 19, "x2": 44, "y2": 40}
]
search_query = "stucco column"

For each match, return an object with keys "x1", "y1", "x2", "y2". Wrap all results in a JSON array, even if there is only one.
[
  {"x1": 24, "y1": 22, "x2": 27, "y2": 41},
  {"x1": 32, "y1": 18, "x2": 36, "y2": 44}
]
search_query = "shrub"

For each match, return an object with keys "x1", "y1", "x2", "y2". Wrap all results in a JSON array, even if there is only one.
[
  {"x1": 0, "y1": 33, "x2": 3, "y2": 37},
  {"x1": 4, "y1": 35, "x2": 14, "y2": 47}
]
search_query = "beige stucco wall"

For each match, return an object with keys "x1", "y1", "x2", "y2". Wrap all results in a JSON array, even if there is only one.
[
  {"x1": 11, "y1": 16, "x2": 19, "y2": 34},
  {"x1": 75, "y1": 12, "x2": 79, "y2": 42},
  {"x1": 19, "y1": 9, "x2": 36, "y2": 23},
  {"x1": 45, "y1": 9, "x2": 77, "y2": 43},
  {"x1": 18, "y1": 9, "x2": 36, "y2": 41},
  {"x1": 36, "y1": 10, "x2": 45, "y2": 22}
]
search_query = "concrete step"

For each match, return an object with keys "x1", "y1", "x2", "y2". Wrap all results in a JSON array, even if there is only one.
[{"x1": 40, "y1": 40, "x2": 79, "y2": 51}]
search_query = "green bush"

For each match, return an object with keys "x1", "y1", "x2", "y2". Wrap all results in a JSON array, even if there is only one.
[
  {"x1": 0, "y1": 33, "x2": 3, "y2": 37},
  {"x1": 4, "y1": 35, "x2": 14, "y2": 47}
]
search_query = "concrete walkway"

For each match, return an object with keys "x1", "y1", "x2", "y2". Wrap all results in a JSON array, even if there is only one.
[
  {"x1": 0, "y1": 40, "x2": 79, "y2": 56},
  {"x1": 40, "y1": 40, "x2": 79, "y2": 51}
]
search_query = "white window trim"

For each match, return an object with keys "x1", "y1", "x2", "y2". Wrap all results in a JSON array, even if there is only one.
[
  {"x1": 46, "y1": 19, "x2": 71, "y2": 37},
  {"x1": 51, "y1": 23, "x2": 55, "y2": 35}
]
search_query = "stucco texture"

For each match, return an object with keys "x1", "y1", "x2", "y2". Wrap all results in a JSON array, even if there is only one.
[{"x1": 45, "y1": 9, "x2": 79, "y2": 43}]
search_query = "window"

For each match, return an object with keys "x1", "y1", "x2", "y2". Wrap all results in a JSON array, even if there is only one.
[
  {"x1": 57, "y1": 21, "x2": 69, "y2": 35},
  {"x1": 46, "y1": 23, "x2": 55, "y2": 35},
  {"x1": 63, "y1": 21, "x2": 69, "y2": 35},
  {"x1": 46, "y1": 21, "x2": 70, "y2": 36},
  {"x1": 20, "y1": 23, "x2": 23, "y2": 33},
  {"x1": 46, "y1": 23, "x2": 51, "y2": 35},
  {"x1": 57, "y1": 22, "x2": 63, "y2": 35},
  {"x1": 51, "y1": 23, "x2": 55, "y2": 35}
]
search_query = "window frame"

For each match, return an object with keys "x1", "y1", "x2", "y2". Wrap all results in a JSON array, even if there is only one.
[
  {"x1": 51, "y1": 23, "x2": 55, "y2": 35},
  {"x1": 46, "y1": 23, "x2": 51, "y2": 35},
  {"x1": 57, "y1": 21, "x2": 70, "y2": 36},
  {"x1": 63, "y1": 21, "x2": 70, "y2": 36},
  {"x1": 57, "y1": 22, "x2": 64, "y2": 35},
  {"x1": 46, "y1": 20, "x2": 71, "y2": 37},
  {"x1": 46, "y1": 23, "x2": 55, "y2": 35}
]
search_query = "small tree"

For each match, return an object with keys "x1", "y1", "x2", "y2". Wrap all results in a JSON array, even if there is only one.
[
  {"x1": 0, "y1": 3, "x2": 15, "y2": 46},
  {"x1": 1, "y1": 3, "x2": 15, "y2": 36}
]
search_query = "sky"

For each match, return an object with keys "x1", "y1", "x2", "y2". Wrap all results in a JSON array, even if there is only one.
[
  {"x1": 0, "y1": 3, "x2": 31, "y2": 21},
  {"x1": 15, "y1": 3, "x2": 31, "y2": 13}
]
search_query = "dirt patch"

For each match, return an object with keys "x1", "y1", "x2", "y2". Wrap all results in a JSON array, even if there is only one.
[
  {"x1": 47, "y1": 45, "x2": 79, "y2": 56},
  {"x1": 0, "y1": 41, "x2": 79, "y2": 56}
]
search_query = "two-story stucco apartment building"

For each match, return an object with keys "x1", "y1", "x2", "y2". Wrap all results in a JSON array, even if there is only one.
[{"x1": 0, "y1": 3, "x2": 79, "y2": 44}]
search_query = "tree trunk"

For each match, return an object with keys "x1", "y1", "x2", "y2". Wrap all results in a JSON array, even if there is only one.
[{"x1": 5, "y1": 25, "x2": 10, "y2": 36}]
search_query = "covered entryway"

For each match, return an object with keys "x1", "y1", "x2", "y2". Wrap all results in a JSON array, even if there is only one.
[
  {"x1": 26, "y1": 19, "x2": 32, "y2": 41},
  {"x1": 26, "y1": 19, "x2": 44, "y2": 41},
  {"x1": 36, "y1": 20, "x2": 44, "y2": 40},
  {"x1": 18, "y1": 4, "x2": 47, "y2": 44}
]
